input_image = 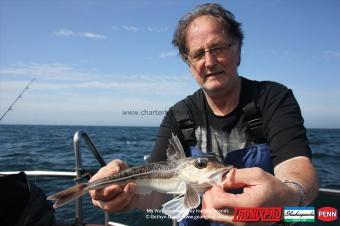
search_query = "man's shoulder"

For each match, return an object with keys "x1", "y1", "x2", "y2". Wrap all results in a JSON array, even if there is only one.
[
  {"x1": 242, "y1": 77, "x2": 290, "y2": 100},
  {"x1": 242, "y1": 76, "x2": 288, "y2": 91},
  {"x1": 168, "y1": 89, "x2": 205, "y2": 125},
  {"x1": 171, "y1": 89, "x2": 204, "y2": 110}
]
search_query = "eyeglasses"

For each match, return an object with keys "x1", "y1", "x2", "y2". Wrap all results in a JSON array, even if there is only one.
[{"x1": 187, "y1": 43, "x2": 233, "y2": 64}]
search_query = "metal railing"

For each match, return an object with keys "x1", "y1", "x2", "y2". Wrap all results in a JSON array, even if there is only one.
[
  {"x1": 318, "y1": 187, "x2": 340, "y2": 197},
  {"x1": 73, "y1": 130, "x2": 107, "y2": 225},
  {"x1": 0, "y1": 130, "x2": 109, "y2": 226}
]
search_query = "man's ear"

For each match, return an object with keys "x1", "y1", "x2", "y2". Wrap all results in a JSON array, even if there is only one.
[{"x1": 237, "y1": 47, "x2": 241, "y2": 66}]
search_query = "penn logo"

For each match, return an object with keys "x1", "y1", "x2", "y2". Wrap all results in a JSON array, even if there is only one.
[{"x1": 317, "y1": 207, "x2": 338, "y2": 222}]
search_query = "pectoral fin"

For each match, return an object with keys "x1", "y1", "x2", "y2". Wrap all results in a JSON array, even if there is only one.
[
  {"x1": 162, "y1": 195, "x2": 189, "y2": 222},
  {"x1": 162, "y1": 183, "x2": 200, "y2": 222},
  {"x1": 184, "y1": 183, "x2": 200, "y2": 209}
]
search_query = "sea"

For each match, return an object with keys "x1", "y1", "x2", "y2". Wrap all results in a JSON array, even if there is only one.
[{"x1": 0, "y1": 125, "x2": 339, "y2": 226}]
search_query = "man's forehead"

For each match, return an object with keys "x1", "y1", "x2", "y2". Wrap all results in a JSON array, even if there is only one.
[{"x1": 186, "y1": 16, "x2": 230, "y2": 50}]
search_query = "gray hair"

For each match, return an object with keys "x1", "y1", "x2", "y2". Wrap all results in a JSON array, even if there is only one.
[{"x1": 172, "y1": 3, "x2": 244, "y2": 62}]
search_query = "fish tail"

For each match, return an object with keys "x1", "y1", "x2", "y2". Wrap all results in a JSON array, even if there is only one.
[{"x1": 47, "y1": 183, "x2": 88, "y2": 208}]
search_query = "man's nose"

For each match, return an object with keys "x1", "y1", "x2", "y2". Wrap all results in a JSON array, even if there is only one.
[{"x1": 204, "y1": 51, "x2": 217, "y2": 68}]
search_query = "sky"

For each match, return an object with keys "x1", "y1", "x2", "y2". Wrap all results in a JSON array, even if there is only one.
[{"x1": 0, "y1": 0, "x2": 339, "y2": 128}]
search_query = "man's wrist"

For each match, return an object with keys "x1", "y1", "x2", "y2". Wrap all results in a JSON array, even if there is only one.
[{"x1": 283, "y1": 180, "x2": 306, "y2": 206}]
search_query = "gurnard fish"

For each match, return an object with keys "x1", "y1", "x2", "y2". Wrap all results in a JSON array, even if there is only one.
[{"x1": 48, "y1": 134, "x2": 233, "y2": 221}]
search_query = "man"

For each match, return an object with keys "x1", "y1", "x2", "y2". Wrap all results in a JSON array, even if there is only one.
[{"x1": 89, "y1": 3, "x2": 319, "y2": 225}]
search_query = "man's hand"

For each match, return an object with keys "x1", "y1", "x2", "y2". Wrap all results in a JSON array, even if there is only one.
[
  {"x1": 89, "y1": 159, "x2": 138, "y2": 212},
  {"x1": 201, "y1": 167, "x2": 301, "y2": 224}
]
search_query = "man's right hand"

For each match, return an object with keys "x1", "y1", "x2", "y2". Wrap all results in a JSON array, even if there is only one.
[{"x1": 89, "y1": 159, "x2": 138, "y2": 212}]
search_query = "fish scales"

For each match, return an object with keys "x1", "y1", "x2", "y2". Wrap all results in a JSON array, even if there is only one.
[{"x1": 87, "y1": 161, "x2": 179, "y2": 190}]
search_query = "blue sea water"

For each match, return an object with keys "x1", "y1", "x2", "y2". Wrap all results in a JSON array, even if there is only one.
[{"x1": 0, "y1": 125, "x2": 339, "y2": 225}]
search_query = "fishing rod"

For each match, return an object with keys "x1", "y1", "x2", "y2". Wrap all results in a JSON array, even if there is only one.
[{"x1": 0, "y1": 78, "x2": 36, "y2": 122}]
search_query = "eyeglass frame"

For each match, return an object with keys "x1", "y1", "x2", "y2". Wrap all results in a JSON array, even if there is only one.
[{"x1": 185, "y1": 42, "x2": 234, "y2": 64}]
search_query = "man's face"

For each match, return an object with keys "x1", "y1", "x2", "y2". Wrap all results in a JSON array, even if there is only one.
[{"x1": 186, "y1": 15, "x2": 240, "y2": 95}]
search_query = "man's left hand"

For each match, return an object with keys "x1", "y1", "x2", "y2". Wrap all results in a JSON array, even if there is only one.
[{"x1": 201, "y1": 167, "x2": 300, "y2": 224}]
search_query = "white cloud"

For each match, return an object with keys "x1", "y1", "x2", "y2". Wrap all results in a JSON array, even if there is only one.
[
  {"x1": 147, "y1": 26, "x2": 168, "y2": 32},
  {"x1": 0, "y1": 63, "x2": 193, "y2": 92},
  {"x1": 0, "y1": 63, "x2": 197, "y2": 125},
  {"x1": 2, "y1": 63, "x2": 339, "y2": 127},
  {"x1": 53, "y1": 28, "x2": 106, "y2": 40},
  {"x1": 111, "y1": 25, "x2": 168, "y2": 33},
  {"x1": 0, "y1": 88, "x2": 171, "y2": 126},
  {"x1": 123, "y1": 26, "x2": 138, "y2": 32},
  {"x1": 0, "y1": 63, "x2": 96, "y2": 81},
  {"x1": 147, "y1": 50, "x2": 178, "y2": 59},
  {"x1": 53, "y1": 29, "x2": 75, "y2": 37},
  {"x1": 78, "y1": 32, "x2": 106, "y2": 39},
  {"x1": 158, "y1": 51, "x2": 177, "y2": 58}
]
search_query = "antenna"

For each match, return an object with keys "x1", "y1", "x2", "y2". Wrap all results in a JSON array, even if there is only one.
[{"x1": 0, "y1": 78, "x2": 36, "y2": 122}]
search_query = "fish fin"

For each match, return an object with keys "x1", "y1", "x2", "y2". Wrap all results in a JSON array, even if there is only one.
[
  {"x1": 184, "y1": 183, "x2": 200, "y2": 209},
  {"x1": 161, "y1": 183, "x2": 200, "y2": 222},
  {"x1": 47, "y1": 183, "x2": 88, "y2": 208},
  {"x1": 166, "y1": 134, "x2": 186, "y2": 161},
  {"x1": 173, "y1": 182, "x2": 187, "y2": 195},
  {"x1": 162, "y1": 195, "x2": 189, "y2": 222}
]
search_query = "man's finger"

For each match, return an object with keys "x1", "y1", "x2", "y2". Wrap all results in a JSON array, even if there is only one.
[
  {"x1": 88, "y1": 159, "x2": 130, "y2": 201},
  {"x1": 203, "y1": 186, "x2": 256, "y2": 209},
  {"x1": 90, "y1": 184, "x2": 123, "y2": 201},
  {"x1": 92, "y1": 183, "x2": 137, "y2": 212},
  {"x1": 222, "y1": 168, "x2": 269, "y2": 190},
  {"x1": 89, "y1": 160, "x2": 128, "y2": 182}
]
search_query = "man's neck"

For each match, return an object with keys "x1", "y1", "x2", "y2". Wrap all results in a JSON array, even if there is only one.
[{"x1": 204, "y1": 77, "x2": 241, "y2": 116}]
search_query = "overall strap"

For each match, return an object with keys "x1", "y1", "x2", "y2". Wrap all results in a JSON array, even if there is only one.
[
  {"x1": 172, "y1": 100, "x2": 196, "y2": 147},
  {"x1": 242, "y1": 82, "x2": 266, "y2": 143}
]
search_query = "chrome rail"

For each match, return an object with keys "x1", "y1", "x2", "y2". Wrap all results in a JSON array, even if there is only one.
[
  {"x1": 75, "y1": 131, "x2": 106, "y2": 167},
  {"x1": 73, "y1": 131, "x2": 84, "y2": 225},
  {"x1": 0, "y1": 130, "x2": 109, "y2": 226},
  {"x1": 73, "y1": 130, "x2": 108, "y2": 226},
  {"x1": 318, "y1": 187, "x2": 340, "y2": 197},
  {"x1": 0, "y1": 171, "x2": 76, "y2": 177}
]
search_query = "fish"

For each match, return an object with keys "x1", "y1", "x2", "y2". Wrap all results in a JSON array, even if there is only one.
[{"x1": 47, "y1": 134, "x2": 233, "y2": 221}]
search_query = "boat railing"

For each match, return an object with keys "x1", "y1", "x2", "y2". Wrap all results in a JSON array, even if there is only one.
[
  {"x1": 318, "y1": 187, "x2": 340, "y2": 197},
  {"x1": 73, "y1": 130, "x2": 108, "y2": 225},
  {"x1": 0, "y1": 130, "x2": 112, "y2": 226}
]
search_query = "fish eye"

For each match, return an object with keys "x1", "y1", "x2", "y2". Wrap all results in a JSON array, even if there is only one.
[{"x1": 194, "y1": 158, "x2": 208, "y2": 169}]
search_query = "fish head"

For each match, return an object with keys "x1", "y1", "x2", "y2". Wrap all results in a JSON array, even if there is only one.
[{"x1": 178, "y1": 156, "x2": 233, "y2": 188}]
